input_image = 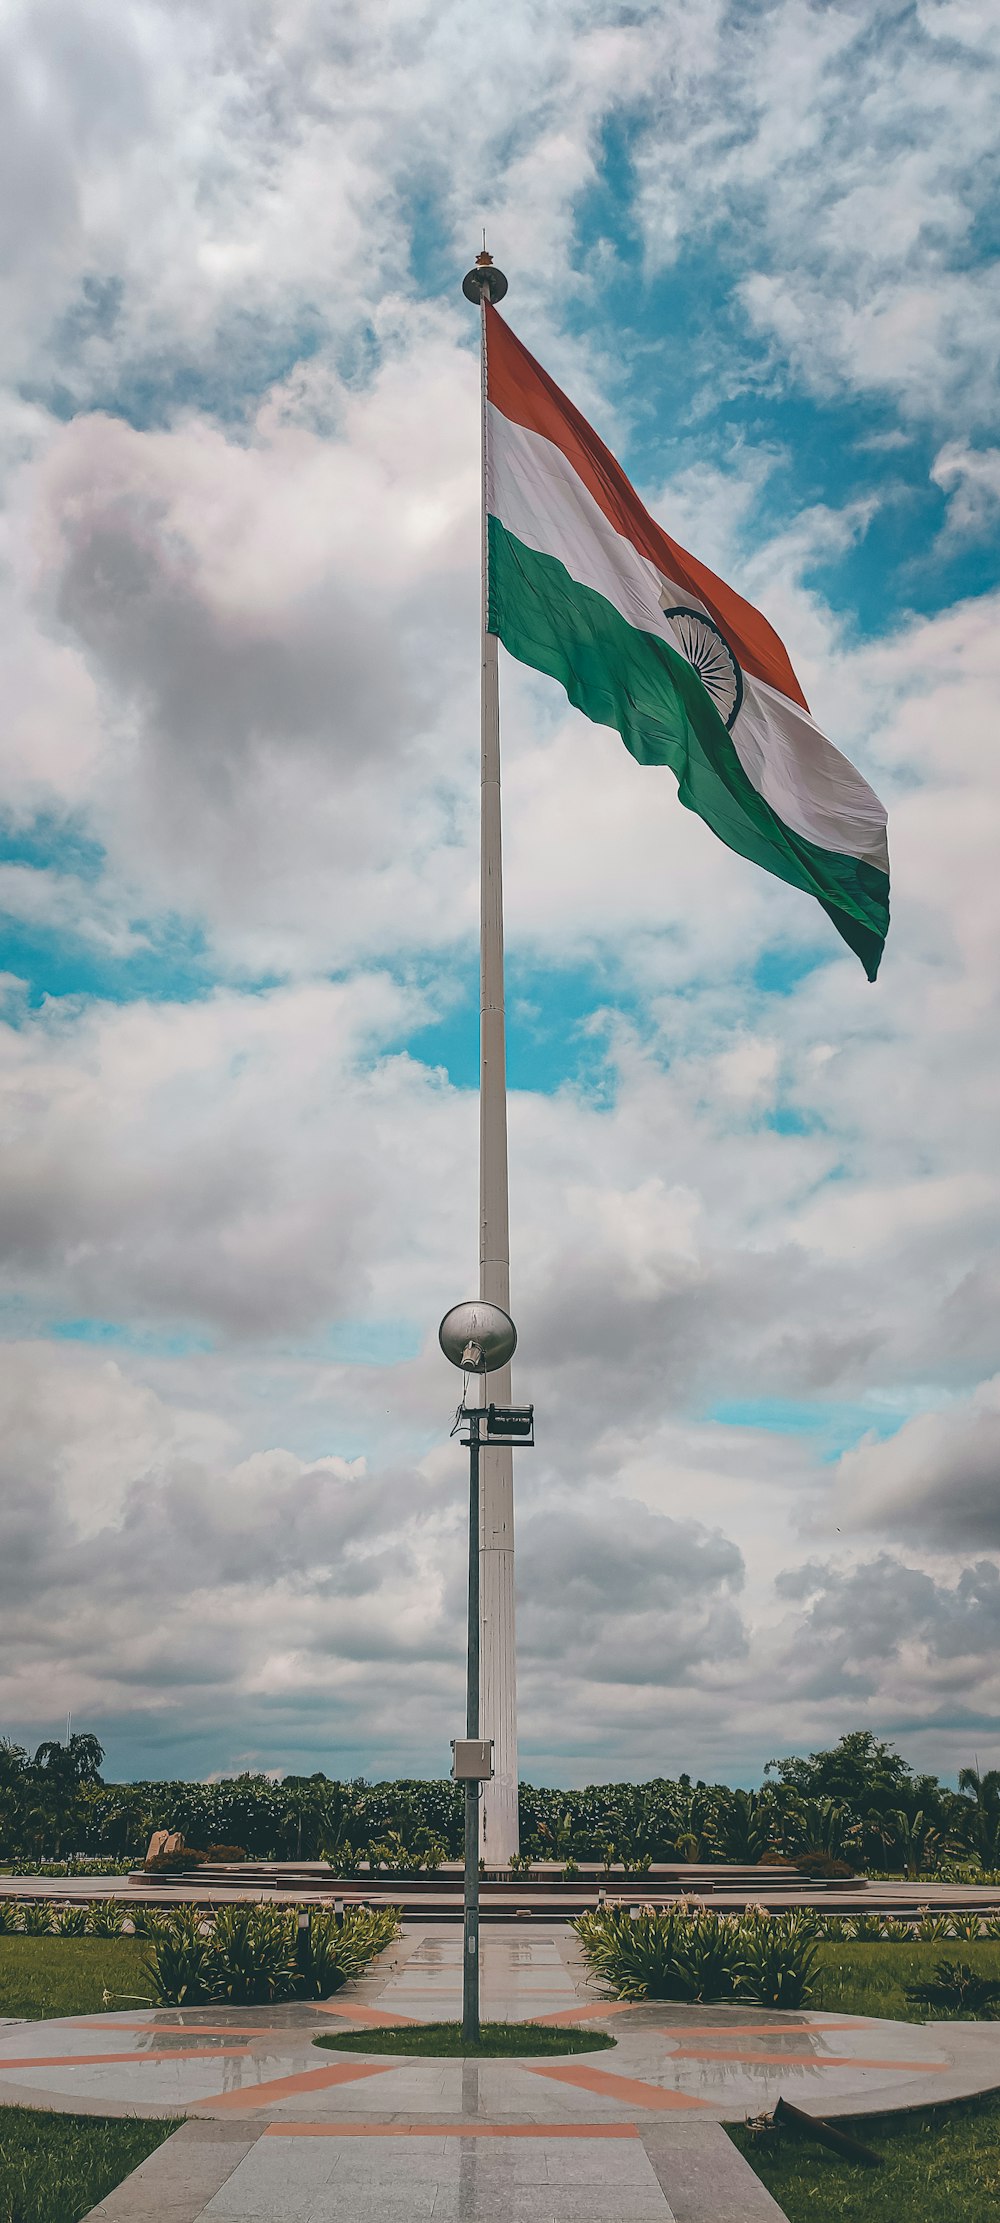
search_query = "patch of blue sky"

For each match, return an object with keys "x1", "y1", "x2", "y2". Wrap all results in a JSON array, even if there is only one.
[
  {"x1": 0, "y1": 909, "x2": 218, "y2": 1010},
  {"x1": 399, "y1": 949, "x2": 645, "y2": 1098},
  {"x1": 707, "y1": 1395, "x2": 912, "y2": 1463},
  {"x1": 563, "y1": 121, "x2": 999, "y2": 638},
  {"x1": 752, "y1": 943, "x2": 830, "y2": 997},
  {"x1": 48, "y1": 1317, "x2": 213, "y2": 1358},
  {"x1": 404, "y1": 177, "x2": 465, "y2": 302},
  {"x1": 763, "y1": 1105, "x2": 820, "y2": 1137},
  {"x1": 46, "y1": 1311, "x2": 424, "y2": 1370},
  {"x1": 570, "y1": 109, "x2": 641, "y2": 287},
  {"x1": 0, "y1": 813, "x2": 105, "y2": 883},
  {"x1": 321, "y1": 1318, "x2": 423, "y2": 1367}
]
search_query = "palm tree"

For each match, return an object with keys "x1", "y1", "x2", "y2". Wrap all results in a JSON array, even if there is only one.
[
  {"x1": 957, "y1": 1768, "x2": 1000, "y2": 1870},
  {"x1": 709, "y1": 1789, "x2": 775, "y2": 1863},
  {"x1": 787, "y1": 1797, "x2": 860, "y2": 1863},
  {"x1": 885, "y1": 1808, "x2": 939, "y2": 1879},
  {"x1": 669, "y1": 1789, "x2": 715, "y2": 1862}
]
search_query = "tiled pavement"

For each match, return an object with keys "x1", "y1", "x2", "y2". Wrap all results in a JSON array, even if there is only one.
[{"x1": 0, "y1": 1923, "x2": 994, "y2": 2218}]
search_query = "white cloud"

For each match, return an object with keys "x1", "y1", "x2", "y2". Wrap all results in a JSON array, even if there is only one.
[
  {"x1": 632, "y1": 1, "x2": 1000, "y2": 424},
  {"x1": 835, "y1": 1377, "x2": 1000, "y2": 1548},
  {"x1": 931, "y1": 440, "x2": 1000, "y2": 541},
  {"x1": 1, "y1": 0, "x2": 999, "y2": 1785}
]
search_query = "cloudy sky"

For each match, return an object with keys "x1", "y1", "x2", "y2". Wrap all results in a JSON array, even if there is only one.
[{"x1": 1, "y1": 0, "x2": 999, "y2": 1789}]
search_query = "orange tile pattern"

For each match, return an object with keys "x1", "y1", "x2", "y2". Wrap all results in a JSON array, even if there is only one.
[
  {"x1": 193, "y1": 2058, "x2": 396, "y2": 2113},
  {"x1": 527, "y1": 2062, "x2": 714, "y2": 2112}
]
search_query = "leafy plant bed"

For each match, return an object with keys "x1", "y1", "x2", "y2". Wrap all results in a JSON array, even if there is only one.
[
  {"x1": 143, "y1": 1901, "x2": 399, "y2": 2005},
  {"x1": 314, "y1": 2021, "x2": 617, "y2": 2058},
  {"x1": 730, "y1": 2086, "x2": 1000, "y2": 2222},
  {"x1": 0, "y1": 1938, "x2": 151, "y2": 2020},
  {"x1": 574, "y1": 1906, "x2": 1000, "y2": 2017},
  {"x1": 574, "y1": 1905, "x2": 820, "y2": 2005},
  {"x1": 0, "y1": 2104, "x2": 177, "y2": 2223},
  {"x1": 811, "y1": 1940, "x2": 1000, "y2": 2023}
]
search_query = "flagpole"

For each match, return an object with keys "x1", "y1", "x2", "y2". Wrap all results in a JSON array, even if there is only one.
[{"x1": 464, "y1": 246, "x2": 519, "y2": 1865}]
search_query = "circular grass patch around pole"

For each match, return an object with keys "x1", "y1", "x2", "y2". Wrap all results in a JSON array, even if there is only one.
[{"x1": 313, "y1": 2022, "x2": 616, "y2": 2059}]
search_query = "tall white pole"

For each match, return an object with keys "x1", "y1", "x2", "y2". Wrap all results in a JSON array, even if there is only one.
[{"x1": 473, "y1": 256, "x2": 519, "y2": 1865}]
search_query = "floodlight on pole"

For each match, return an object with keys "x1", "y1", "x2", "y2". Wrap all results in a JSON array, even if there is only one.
[
  {"x1": 439, "y1": 1302, "x2": 517, "y2": 1377},
  {"x1": 440, "y1": 1297, "x2": 531, "y2": 2045}
]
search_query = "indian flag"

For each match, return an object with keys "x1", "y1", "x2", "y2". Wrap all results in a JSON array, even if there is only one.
[{"x1": 484, "y1": 304, "x2": 890, "y2": 979}]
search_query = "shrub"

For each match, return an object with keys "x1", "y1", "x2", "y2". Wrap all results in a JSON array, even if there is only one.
[
  {"x1": 142, "y1": 1909, "x2": 213, "y2": 2006},
  {"x1": 54, "y1": 1904, "x2": 89, "y2": 1936},
  {"x1": 0, "y1": 1900, "x2": 19, "y2": 1935},
  {"x1": 795, "y1": 1852, "x2": 855, "y2": 1880},
  {"x1": 882, "y1": 1916, "x2": 912, "y2": 1942},
  {"x1": 208, "y1": 1905, "x2": 297, "y2": 2004},
  {"x1": 144, "y1": 1848, "x2": 208, "y2": 1874},
  {"x1": 574, "y1": 1904, "x2": 816, "y2": 2008},
  {"x1": 682, "y1": 1912, "x2": 743, "y2": 2002},
  {"x1": 320, "y1": 1829, "x2": 361, "y2": 1878},
  {"x1": 367, "y1": 1830, "x2": 445, "y2": 1875},
  {"x1": 951, "y1": 1911, "x2": 983, "y2": 1940},
  {"x1": 508, "y1": 1853, "x2": 533, "y2": 1876},
  {"x1": 983, "y1": 1913, "x2": 1000, "y2": 1941},
  {"x1": 129, "y1": 1905, "x2": 168, "y2": 1938},
  {"x1": 740, "y1": 1912, "x2": 818, "y2": 2009},
  {"x1": 574, "y1": 1905, "x2": 690, "y2": 2001},
  {"x1": 848, "y1": 1913, "x2": 886, "y2": 1941},
  {"x1": 330, "y1": 1905, "x2": 401, "y2": 1980},
  {"x1": 20, "y1": 1902, "x2": 54, "y2": 1936},
  {"x1": 561, "y1": 1858, "x2": 580, "y2": 1880},
  {"x1": 203, "y1": 1846, "x2": 246, "y2": 1863},
  {"x1": 905, "y1": 1959, "x2": 1000, "y2": 2018},
  {"x1": 297, "y1": 1908, "x2": 348, "y2": 1999},
  {"x1": 142, "y1": 1897, "x2": 399, "y2": 2007},
  {"x1": 87, "y1": 1898, "x2": 126, "y2": 1936},
  {"x1": 916, "y1": 1911, "x2": 954, "y2": 1941}
]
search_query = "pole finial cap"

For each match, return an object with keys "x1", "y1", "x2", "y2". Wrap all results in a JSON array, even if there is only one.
[{"x1": 463, "y1": 254, "x2": 508, "y2": 305}]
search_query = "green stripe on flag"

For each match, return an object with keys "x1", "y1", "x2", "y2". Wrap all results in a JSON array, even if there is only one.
[{"x1": 488, "y1": 517, "x2": 889, "y2": 979}]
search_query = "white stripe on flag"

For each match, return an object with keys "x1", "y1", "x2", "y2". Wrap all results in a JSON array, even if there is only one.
[{"x1": 488, "y1": 405, "x2": 888, "y2": 873}]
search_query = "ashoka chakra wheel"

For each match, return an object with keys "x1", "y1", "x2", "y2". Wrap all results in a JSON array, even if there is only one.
[{"x1": 661, "y1": 606, "x2": 744, "y2": 730}]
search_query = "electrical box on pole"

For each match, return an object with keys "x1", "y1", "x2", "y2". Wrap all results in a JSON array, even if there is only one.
[{"x1": 451, "y1": 1738, "x2": 494, "y2": 1781}]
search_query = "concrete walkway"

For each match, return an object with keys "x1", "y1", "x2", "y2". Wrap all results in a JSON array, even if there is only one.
[{"x1": 0, "y1": 1922, "x2": 995, "y2": 2219}]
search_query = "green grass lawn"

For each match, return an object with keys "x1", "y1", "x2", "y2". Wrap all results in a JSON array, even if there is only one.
[
  {"x1": 0, "y1": 1940, "x2": 152, "y2": 2022},
  {"x1": 730, "y1": 2087, "x2": 1000, "y2": 2222},
  {"x1": 811, "y1": 1939, "x2": 1000, "y2": 2022},
  {"x1": 0, "y1": 2105, "x2": 176, "y2": 2223},
  {"x1": 314, "y1": 2021, "x2": 617, "y2": 2058}
]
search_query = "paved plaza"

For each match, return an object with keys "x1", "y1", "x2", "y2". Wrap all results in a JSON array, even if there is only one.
[{"x1": 0, "y1": 1924, "x2": 998, "y2": 2217}]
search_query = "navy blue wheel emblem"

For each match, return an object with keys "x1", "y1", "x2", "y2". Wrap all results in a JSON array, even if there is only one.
[{"x1": 661, "y1": 606, "x2": 744, "y2": 731}]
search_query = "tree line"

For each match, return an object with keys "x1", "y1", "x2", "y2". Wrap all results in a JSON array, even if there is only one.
[{"x1": 1, "y1": 1729, "x2": 998, "y2": 1876}]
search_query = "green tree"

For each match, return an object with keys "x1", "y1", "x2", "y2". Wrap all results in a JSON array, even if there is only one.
[
  {"x1": 956, "y1": 1767, "x2": 1000, "y2": 1870},
  {"x1": 709, "y1": 1788, "x2": 775, "y2": 1863}
]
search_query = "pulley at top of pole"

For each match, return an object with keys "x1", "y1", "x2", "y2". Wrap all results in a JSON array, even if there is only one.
[{"x1": 462, "y1": 247, "x2": 508, "y2": 305}]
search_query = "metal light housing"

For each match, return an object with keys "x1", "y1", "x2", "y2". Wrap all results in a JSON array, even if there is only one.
[
  {"x1": 439, "y1": 1301, "x2": 517, "y2": 1375},
  {"x1": 462, "y1": 251, "x2": 508, "y2": 305}
]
